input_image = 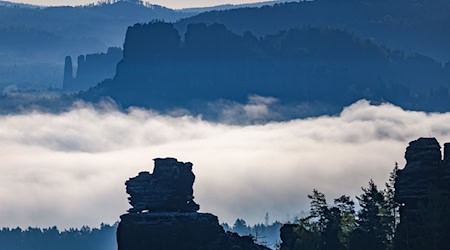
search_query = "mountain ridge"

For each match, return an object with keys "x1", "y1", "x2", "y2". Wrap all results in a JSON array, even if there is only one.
[
  {"x1": 175, "y1": 0, "x2": 450, "y2": 62},
  {"x1": 77, "y1": 21, "x2": 450, "y2": 115}
]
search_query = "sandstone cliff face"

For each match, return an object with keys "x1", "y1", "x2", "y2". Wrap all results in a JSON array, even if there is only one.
[
  {"x1": 79, "y1": 21, "x2": 450, "y2": 112},
  {"x1": 63, "y1": 47, "x2": 122, "y2": 92},
  {"x1": 117, "y1": 158, "x2": 269, "y2": 250},
  {"x1": 396, "y1": 138, "x2": 443, "y2": 205},
  {"x1": 394, "y1": 137, "x2": 450, "y2": 249},
  {"x1": 125, "y1": 158, "x2": 199, "y2": 213},
  {"x1": 395, "y1": 138, "x2": 450, "y2": 219}
]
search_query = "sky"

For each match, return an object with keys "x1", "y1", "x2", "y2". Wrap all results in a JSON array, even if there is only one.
[
  {"x1": 1, "y1": 99, "x2": 450, "y2": 229},
  {"x1": 6, "y1": 0, "x2": 275, "y2": 9}
]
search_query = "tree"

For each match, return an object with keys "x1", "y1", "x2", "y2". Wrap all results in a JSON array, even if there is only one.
[
  {"x1": 293, "y1": 218, "x2": 321, "y2": 250},
  {"x1": 265, "y1": 212, "x2": 270, "y2": 226},
  {"x1": 334, "y1": 195, "x2": 356, "y2": 247},
  {"x1": 306, "y1": 189, "x2": 346, "y2": 250},
  {"x1": 121, "y1": 0, "x2": 142, "y2": 5},
  {"x1": 384, "y1": 163, "x2": 399, "y2": 249},
  {"x1": 321, "y1": 207, "x2": 345, "y2": 250},
  {"x1": 233, "y1": 219, "x2": 250, "y2": 235},
  {"x1": 350, "y1": 180, "x2": 388, "y2": 250},
  {"x1": 308, "y1": 189, "x2": 329, "y2": 232}
]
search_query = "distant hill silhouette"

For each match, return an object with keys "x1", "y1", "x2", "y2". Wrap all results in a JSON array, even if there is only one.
[
  {"x1": 179, "y1": 0, "x2": 297, "y2": 13},
  {"x1": 79, "y1": 22, "x2": 450, "y2": 113},
  {"x1": 0, "y1": 0, "x2": 37, "y2": 8},
  {"x1": 175, "y1": 0, "x2": 450, "y2": 62},
  {"x1": 0, "y1": 224, "x2": 117, "y2": 250},
  {"x1": 0, "y1": 1, "x2": 189, "y2": 57},
  {"x1": 0, "y1": 0, "x2": 193, "y2": 89},
  {"x1": 0, "y1": 0, "x2": 295, "y2": 90}
]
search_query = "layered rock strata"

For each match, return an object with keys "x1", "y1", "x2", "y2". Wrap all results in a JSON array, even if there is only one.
[
  {"x1": 394, "y1": 137, "x2": 450, "y2": 249},
  {"x1": 117, "y1": 158, "x2": 269, "y2": 250}
]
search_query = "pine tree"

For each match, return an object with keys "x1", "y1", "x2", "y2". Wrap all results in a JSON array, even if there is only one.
[
  {"x1": 334, "y1": 195, "x2": 356, "y2": 247},
  {"x1": 308, "y1": 189, "x2": 328, "y2": 232},
  {"x1": 321, "y1": 207, "x2": 345, "y2": 250},
  {"x1": 384, "y1": 163, "x2": 399, "y2": 249},
  {"x1": 306, "y1": 190, "x2": 346, "y2": 250},
  {"x1": 350, "y1": 180, "x2": 388, "y2": 250}
]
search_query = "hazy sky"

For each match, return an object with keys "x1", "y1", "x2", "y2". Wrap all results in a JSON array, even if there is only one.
[
  {"x1": 1, "y1": 99, "x2": 450, "y2": 229},
  {"x1": 7, "y1": 0, "x2": 274, "y2": 9}
]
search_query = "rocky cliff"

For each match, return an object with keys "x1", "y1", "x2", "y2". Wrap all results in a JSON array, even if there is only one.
[
  {"x1": 79, "y1": 21, "x2": 450, "y2": 112},
  {"x1": 278, "y1": 224, "x2": 300, "y2": 250},
  {"x1": 63, "y1": 47, "x2": 122, "y2": 92},
  {"x1": 117, "y1": 158, "x2": 269, "y2": 250},
  {"x1": 394, "y1": 138, "x2": 450, "y2": 249}
]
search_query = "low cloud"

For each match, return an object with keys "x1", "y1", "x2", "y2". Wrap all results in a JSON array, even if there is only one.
[
  {"x1": 1, "y1": 100, "x2": 450, "y2": 229},
  {"x1": 208, "y1": 95, "x2": 281, "y2": 123}
]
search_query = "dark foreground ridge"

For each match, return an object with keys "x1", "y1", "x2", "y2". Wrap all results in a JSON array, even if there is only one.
[{"x1": 117, "y1": 157, "x2": 269, "y2": 250}]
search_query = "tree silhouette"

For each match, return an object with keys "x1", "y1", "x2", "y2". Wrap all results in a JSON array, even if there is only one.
[
  {"x1": 334, "y1": 195, "x2": 356, "y2": 247},
  {"x1": 384, "y1": 163, "x2": 400, "y2": 249},
  {"x1": 349, "y1": 180, "x2": 388, "y2": 250}
]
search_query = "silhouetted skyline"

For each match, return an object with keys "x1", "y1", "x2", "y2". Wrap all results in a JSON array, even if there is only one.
[
  {"x1": 4, "y1": 0, "x2": 285, "y2": 9},
  {"x1": 1, "y1": 0, "x2": 450, "y2": 247}
]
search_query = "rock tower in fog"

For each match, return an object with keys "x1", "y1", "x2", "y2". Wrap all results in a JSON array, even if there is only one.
[
  {"x1": 394, "y1": 138, "x2": 450, "y2": 249},
  {"x1": 117, "y1": 158, "x2": 269, "y2": 250}
]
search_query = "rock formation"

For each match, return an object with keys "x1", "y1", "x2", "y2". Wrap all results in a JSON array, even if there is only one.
[
  {"x1": 278, "y1": 224, "x2": 300, "y2": 250},
  {"x1": 63, "y1": 47, "x2": 122, "y2": 92},
  {"x1": 63, "y1": 56, "x2": 74, "y2": 88},
  {"x1": 117, "y1": 158, "x2": 269, "y2": 250},
  {"x1": 79, "y1": 21, "x2": 450, "y2": 113},
  {"x1": 125, "y1": 158, "x2": 199, "y2": 213},
  {"x1": 394, "y1": 137, "x2": 450, "y2": 249}
]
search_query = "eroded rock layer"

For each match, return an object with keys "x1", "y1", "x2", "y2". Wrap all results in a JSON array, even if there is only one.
[
  {"x1": 117, "y1": 158, "x2": 269, "y2": 250},
  {"x1": 395, "y1": 137, "x2": 450, "y2": 249},
  {"x1": 126, "y1": 158, "x2": 199, "y2": 213}
]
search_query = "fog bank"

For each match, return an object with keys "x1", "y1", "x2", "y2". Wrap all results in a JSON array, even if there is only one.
[{"x1": 1, "y1": 100, "x2": 449, "y2": 228}]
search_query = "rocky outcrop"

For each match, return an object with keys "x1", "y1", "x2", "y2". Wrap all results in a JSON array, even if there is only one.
[
  {"x1": 394, "y1": 137, "x2": 450, "y2": 249},
  {"x1": 80, "y1": 21, "x2": 450, "y2": 112},
  {"x1": 117, "y1": 158, "x2": 269, "y2": 250},
  {"x1": 63, "y1": 56, "x2": 74, "y2": 88},
  {"x1": 278, "y1": 224, "x2": 300, "y2": 250},
  {"x1": 63, "y1": 47, "x2": 122, "y2": 92},
  {"x1": 396, "y1": 138, "x2": 443, "y2": 204},
  {"x1": 125, "y1": 158, "x2": 199, "y2": 213}
]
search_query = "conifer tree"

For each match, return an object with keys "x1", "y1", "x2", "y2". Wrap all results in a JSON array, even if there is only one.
[
  {"x1": 334, "y1": 195, "x2": 356, "y2": 247},
  {"x1": 384, "y1": 163, "x2": 399, "y2": 249},
  {"x1": 350, "y1": 180, "x2": 388, "y2": 250}
]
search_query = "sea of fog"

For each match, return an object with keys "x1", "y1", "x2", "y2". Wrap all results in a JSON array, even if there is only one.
[{"x1": 1, "y1": 99, "x2": 450, "y2": 229}]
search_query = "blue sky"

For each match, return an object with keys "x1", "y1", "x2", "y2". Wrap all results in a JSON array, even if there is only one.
[{"x1": 6, "y1": 0, "x2": 273, "y2": 9}]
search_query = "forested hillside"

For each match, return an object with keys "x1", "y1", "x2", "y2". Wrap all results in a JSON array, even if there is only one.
[
  {"x1": 80, "y1": 22, "x2": 450, "y2": 114},
  {"x1": 176, "y1": 0, "x2": 450, "y2": 62}
]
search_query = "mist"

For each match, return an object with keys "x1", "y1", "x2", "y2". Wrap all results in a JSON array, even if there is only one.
[{"x1": 1, "y1": 100, "x2": 450, "y2": 229}]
